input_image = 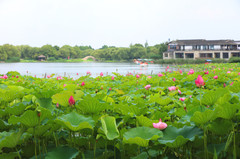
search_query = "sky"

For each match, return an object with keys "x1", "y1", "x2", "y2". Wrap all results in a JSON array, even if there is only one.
[{"x1": 0, "y1": 0, "x2": 239, "y2": 49}]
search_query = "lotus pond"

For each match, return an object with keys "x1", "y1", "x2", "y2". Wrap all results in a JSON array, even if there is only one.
[{"x1": 0, "y1": 63, "x2": 240, "y2": 159}]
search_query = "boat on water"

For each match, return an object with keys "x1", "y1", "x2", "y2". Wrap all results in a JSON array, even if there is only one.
[{"x1": 133, "y1": 59, "x2": 153, "y2": 66}]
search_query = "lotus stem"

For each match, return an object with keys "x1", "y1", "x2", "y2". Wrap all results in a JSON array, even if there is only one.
[
  {"x1": 15, "y1": 147, "x2": 22, "y2": 159},
  {"x1": 34, "y1": 128, "x2": 37, "y2": 159},
  {"x1": 204, "y1": 127, "x2": 208, "y2": 159},
  {"x1": 233, "y1": 124, "x2": 236, "y2": 159}
]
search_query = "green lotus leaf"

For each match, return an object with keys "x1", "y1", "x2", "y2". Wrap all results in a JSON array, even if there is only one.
[
  {"x1": 103, "y1": 96, "x2": 114, "y2": 103},
  {"x1": 202, "y1": 88, "x2": 229, "y2": 106},
  {"x1": 0, "y1": 130, "x2": 23, "y2": 149},
  {"x1": 208, "y1": 118, "x2": 232, "y2": 135},
  {"x1": 0, "y1": 119, "x2": 10, "y2": 131},
  {"x1": 0, "y1": 86, "x2": 25, "y2": 102},
  {"x1": 55, "y1": 111, "x2": 95, "y2": 131},
  {"x1": 52, "y1": 91, "x2": 74, "y2": 107},
  {"x1": 158, "y1": 125, "x2": 203, "y2": 148},
  {"x1": 27, "y1": 124, "x2": 52, "y2": 137},
  {"x1": 229, "y1": 82, "x2": 240, "y2": 93},
  {"x1": 101, "y1": 116, "x2": 119, "y2": 140},
  {"x1": 156, "y1": 97, "x2": 172, "y2": 106},
  {"x1": 136, "y1": 115, "x2": 158, "y2": 127},
  {"x1": 76, "y1": 94, "x2": 109, "y2": 114},
  {"x1": 215, "y1": 103, "x2": 239, "y2": 119},
  {"x1": 45, "y1": 146, "x2": 79, "y2": 159},
  {"x1": 114, "y1": 103, "x2": 147, "y2": 117},
  {"x1": 74, "y1": 90, "x2": 84, "y2": 99},
  {"x1": 8, "y1": 110, "x2": 39, "y2": 127},
  {"x1": 5, "y1": 102, "x2": 28, "y2": 116},
  {"x1": 165, "y1": 136, "x2": 189, "y2": 148},
  {"x1": 131, "y1": 152, "x2": 148, "y2": 159},
  {"x1": 216, "y1": 93, "x2": 231, "y2": 105},
  {"x1": 0, "y1": 152, "x2": 18, "y2": 159},
  {"x1": 22, "y1": 94, "x2": 34, "y2": 102},
  {"x1": 35, "y1": 98, "x2": 54, "y2": 111},
  {"x1": 191, "y1": 109, "x2": 216, "y2": 125},
  {"x1": 63, "y1": 84, "x2": 77, "y2": 92},
  {"x1": 123, "y1": 127, "x2": 163, "y2": 147}
]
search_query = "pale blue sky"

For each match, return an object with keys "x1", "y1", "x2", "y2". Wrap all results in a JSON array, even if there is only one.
[{"x1": 0, "y1": 0, "x2": 239, "y2": 49}]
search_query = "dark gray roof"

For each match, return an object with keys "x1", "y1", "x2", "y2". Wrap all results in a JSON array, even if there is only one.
[{"x1": 170, "y1": 39, "x2": 237, "y2": 45}]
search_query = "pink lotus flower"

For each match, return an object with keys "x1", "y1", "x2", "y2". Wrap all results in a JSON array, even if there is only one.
[
  {"x1": 224, "y1": 83, "x2": 226, "y2": 87},
  {"x1": 153, "y1": 119, "x2": 167, "y2": 130},
  {"x1": 136, "y1": 74, "x2": 140, "y2": 78},
  {"x1": 167, "y1": 65, "x2": 169, "y2": 69},
  {"x1": 16, "y1": 76, "x2": 19, "y2": 78},
  {"x1": 213, "y1": 75, "x2": 218, "y2": 79},
  {"x1": 63, "y1": 84, "x2": 66, "y2": 87},
  {"x1": 204, "y1": 71, "x2": 209, "y2": 75},
  {"x1": 56, "y1": 103, "x2": 59, "y2": 108},
  {"x1": 100, "y1": 72, "x2": 103, "y2": 76},
  {"x1": 195, "y1": 75, "x2": 205, "y2": 87},
  {"x1": 68, "y1": 96, "x2": 75, "y2": 106},
  {"x1": 47, "y1": 75, "x2": 51, "y2": 78},
  {"x1": 148, "y1": 76, "x2": 152, "y2": 78},
  {"x1": 57, "y1": 76, "x2": 63, "y2": 80},
  {"x1": 179, "y1": 70, "x2": 182, "y2": 74},
  {"x1": 165, "y1": 69, "x2": 168, "y2": 72},
  {"x1": 77, "y1": 73, "x2": 79, "y2": 75},
  {"x1": 168, "y1": 86, "x2": 176, "y2": 91},
  {"x1": 158, "y1": 73, "x2": 163, "y2": 77},
  {"x1": 173, "y1": 78, "x2": 176, "y2": 82},
  {"x1": 227, "y1": 71, "x2": 231, "y2": 74},
  {"x1": 189, "y1": 95, "x2": 192, "y2": 98},
  {"x1": 81, "y1": 82, "x2": 85, "y2": 86},
  {"x1": 144, "y1": 85, "x2": 151, "y2": 90},
  {"x1": 86, "y1": 71, "x2": 91, "y2": 75},
  {"x1": 230, "y1": 82, "x2": 234, "y2": 85},
  {"x1": 178, "y1": 89, "x2": 181, "y2": 94},
  {"x1": 179, "y1": 97, "x2": 186, "y2": 101},
  {"x1": 169, "y1": 71, "x2": 172, "y2": 73},
  {"x1": 238, "y1": 72, "x2": 240, "y2": 75},
  {"x1": 111, "y1": 76, "x2": 114, "y2": 80},
  {"x1": 0, "y1": 75, "x2": 8, "y2": 79},
  {"x1": 109, "y1": 87, "x2": 112, "y2": 91},
  {"x1": 189, "y1": 69, "x2": 194, "y2": 74}
]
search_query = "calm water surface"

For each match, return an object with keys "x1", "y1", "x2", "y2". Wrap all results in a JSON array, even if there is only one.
[{"x1": 0, "y1": 62, "x2": 173, "y2": 78}]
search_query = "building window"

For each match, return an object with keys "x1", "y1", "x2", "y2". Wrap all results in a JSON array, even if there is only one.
[
  {"x1": 164, "y1": 53, "x2": 168, "y2": 57},
  {"x1": 210, "y1": 45, "x2": 214, "y2": 50},
  {"x1": 175, "y1": 53, "x2": 184, "y2": 58},
  {"x1": 192, "y1": 45, "x2": 197, "y2": 50},
  {"x1": 214, "y1": 53, "x2": 220, "y2": 58},
  {"x1": 197, "y1": 45, "x2": 201, "y2": 50},
  {"x1": 185, "y1": 53, "x2": 194, "y2": 58},
  {"x1": 223, "y1": 52, "x2": 229, "y2": 58},
  {"x1": 170, "y1": 45, "x2": 176, "y2": 49},
  {"x1": 202, "y1": 45, "x2": 207, "y2": 50},
  {"x1": 200, "y1": 53, "x2": 212, "y2": 58}
]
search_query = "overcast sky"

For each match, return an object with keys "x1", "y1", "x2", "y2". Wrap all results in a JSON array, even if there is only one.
[{"x1": 0, "y1": 0, "x2": 239, "y2": 49}]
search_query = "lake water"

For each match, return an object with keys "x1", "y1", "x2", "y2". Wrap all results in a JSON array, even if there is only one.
[{"x1": 0, "y1": 62, "x2": 173, "y2": 78}]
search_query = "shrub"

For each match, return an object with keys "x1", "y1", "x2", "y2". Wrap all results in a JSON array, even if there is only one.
[
  {"x1": 228, "y1": 57, "x2": 240, "y2": 63},
  {"x1": 6, "y1": 57, "x2": 20, "y2": 62},
  {"x1": 48, "y1": 57, "x2": 56, "y2": 61}
]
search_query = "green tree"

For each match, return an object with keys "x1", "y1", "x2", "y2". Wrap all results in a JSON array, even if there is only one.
[
  {"x1": 1, "y1": 44, "x2": 20, "y2": 59},
  {"x1": 154, "y1": 43, "x2": 167, "y2": 59},
  {"x1": 0, "y1": 46, "x2": 8, "y2": 61}
]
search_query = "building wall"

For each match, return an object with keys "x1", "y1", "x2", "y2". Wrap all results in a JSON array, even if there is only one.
[{"x1": 163, "y1": 50, "x2": 240, "y2": 60}]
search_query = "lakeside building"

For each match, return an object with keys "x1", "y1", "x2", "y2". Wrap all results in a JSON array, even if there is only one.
[{"x1": 163, "y1": 39, "x2": 240, "y2": 60}]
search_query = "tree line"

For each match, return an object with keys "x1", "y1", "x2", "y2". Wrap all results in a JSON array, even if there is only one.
[{"x1": 0, "y1": 42, "x2": 167, "y2": 62}]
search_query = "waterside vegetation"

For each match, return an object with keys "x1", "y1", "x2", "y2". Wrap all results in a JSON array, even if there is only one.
[{"x1": 0, "y1": 63, "x2": 240, "y2": 158}]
